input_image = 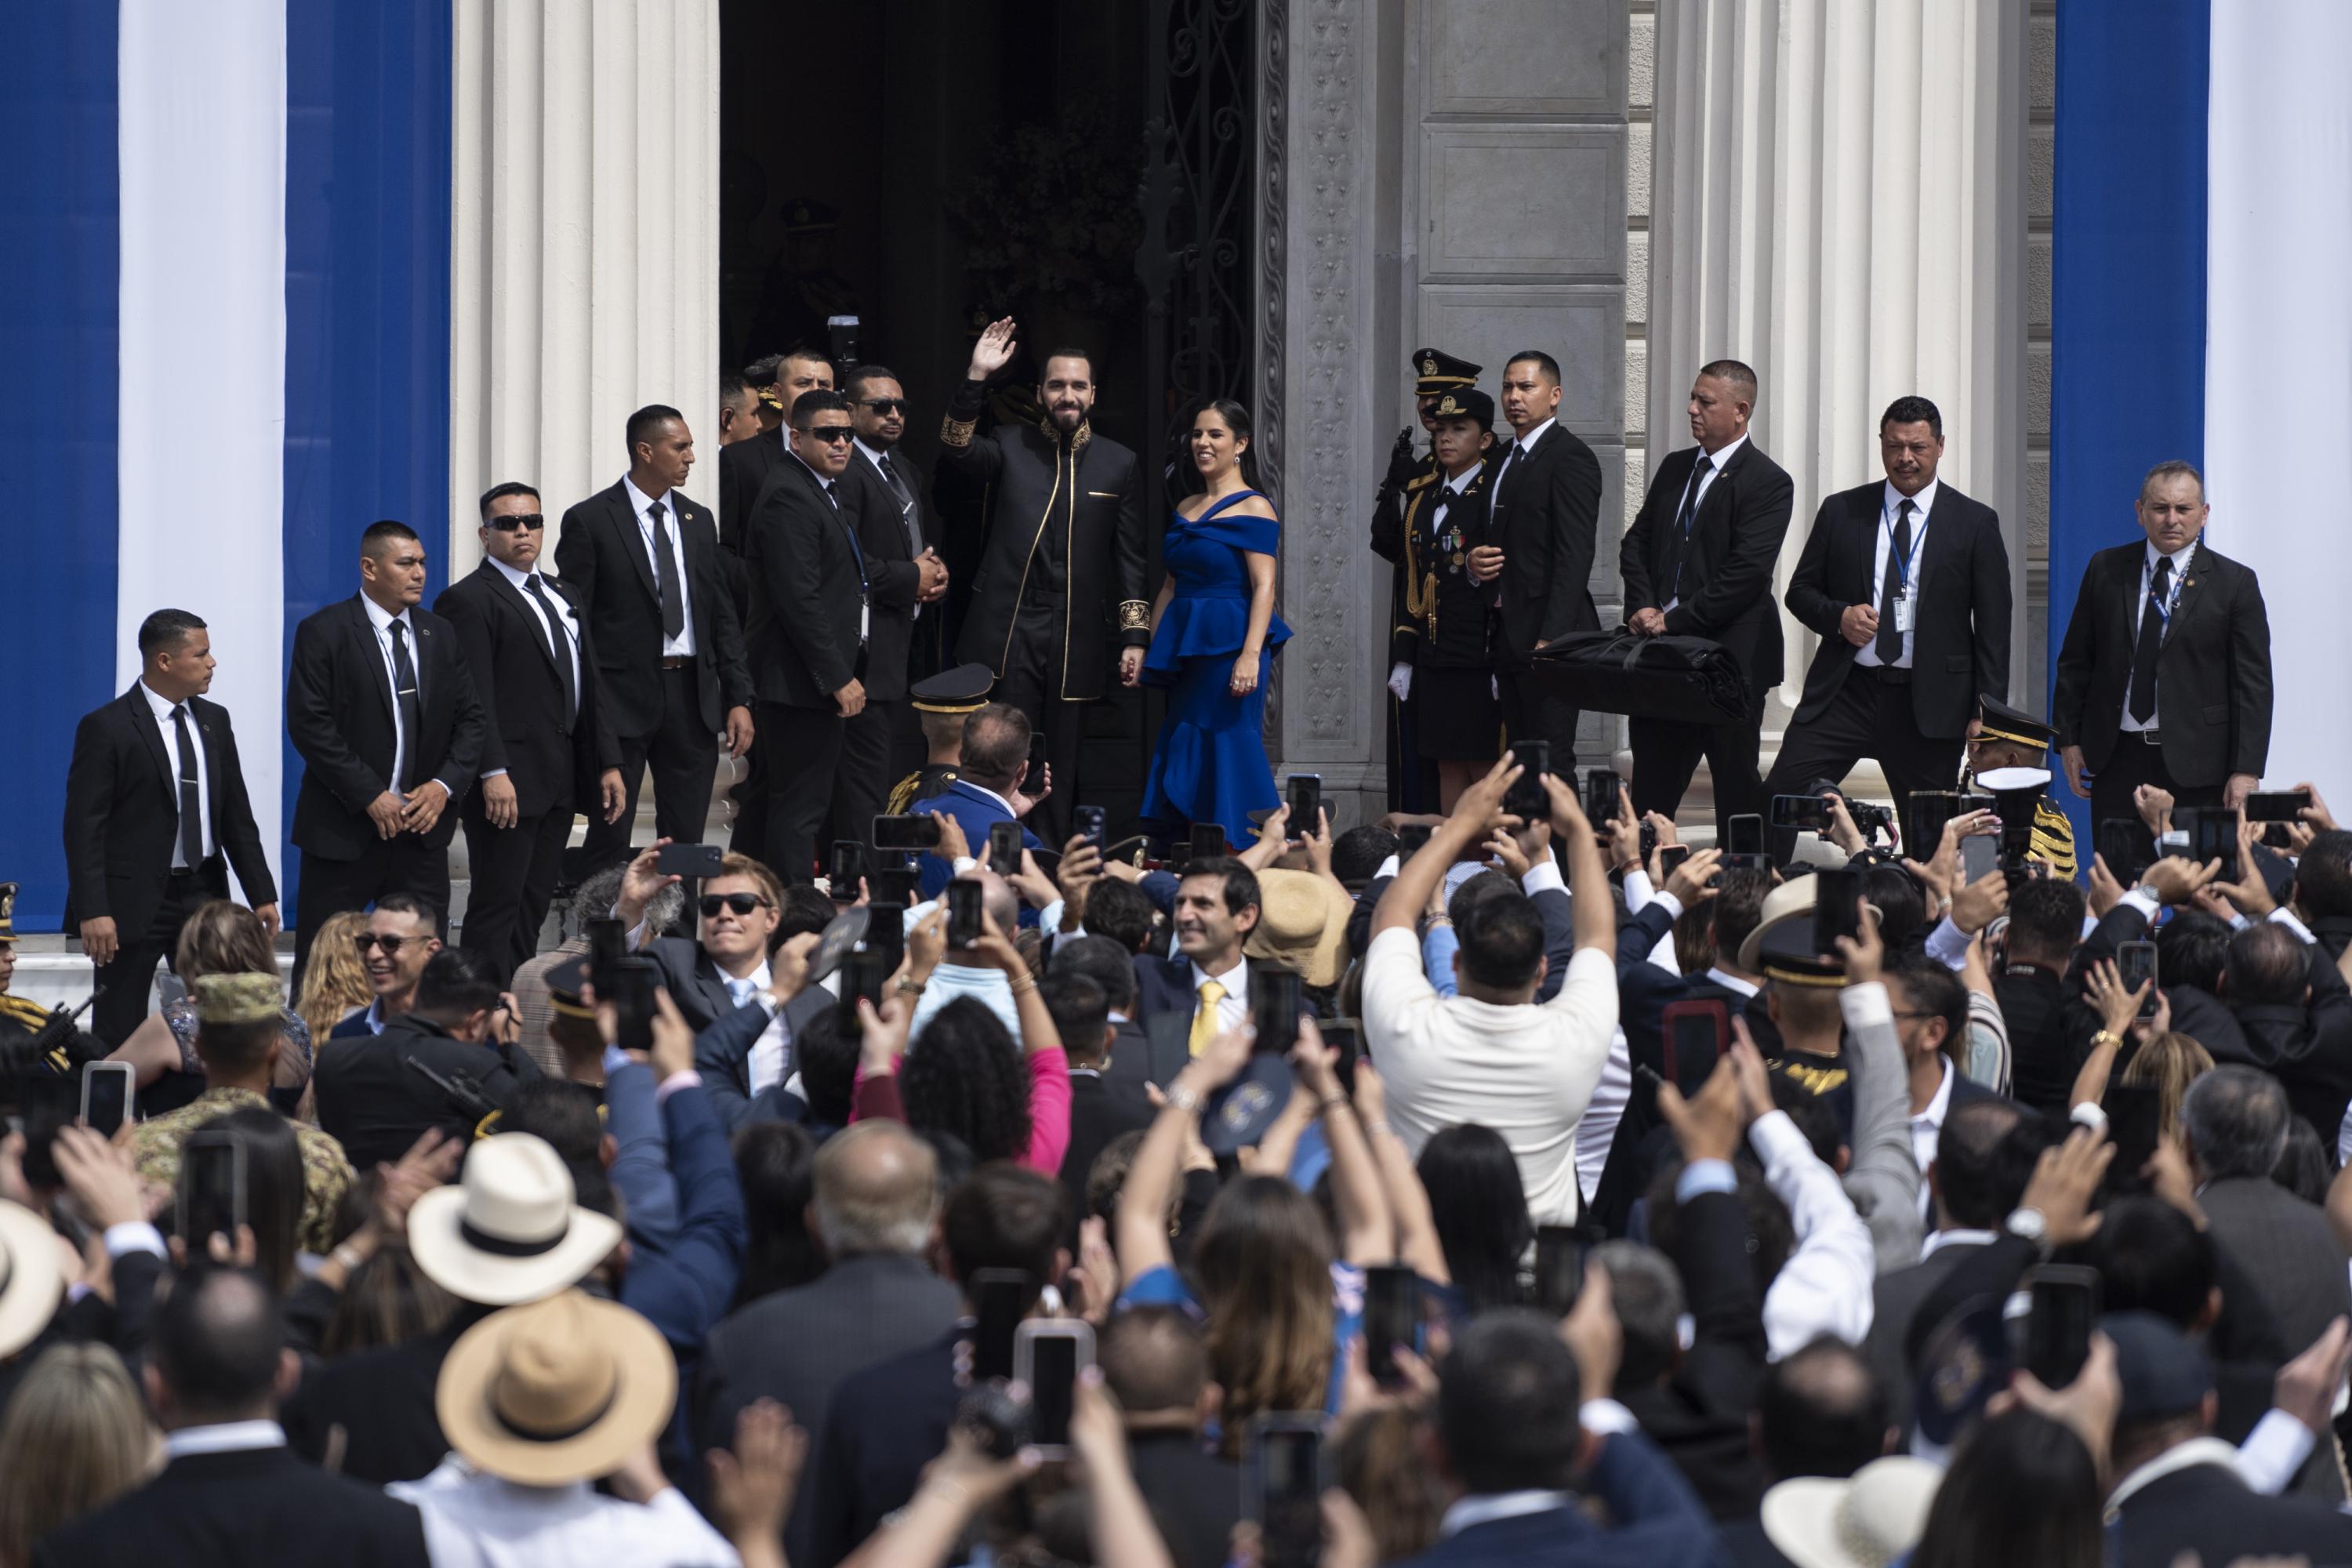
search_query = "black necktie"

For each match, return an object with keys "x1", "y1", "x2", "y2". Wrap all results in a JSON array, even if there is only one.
[
  {"x1": 2129, "y1": 556, "x2": 2172, "y2": 724},
  {"x1": 1875, "y1": 499, "x2": 1914, "y2": 664},
  {"x1": 522, "y1": 575, "x2": 578, "y2": 719},
  {"x1": 648, "y1": 499, "x2": 685, "y2": 641},
  {"x1": 388, "y1": 619, "x2": 423, "y2": 792},
  {"x1": 171, "y1": 704, "x2": 203, "y2": 865},
  {"x1": 877, "y1": 451, "x2": 921, "y2": 554},
  {"x1": 1667, "y1": 454, "x2": 1713, "y2": 593}
]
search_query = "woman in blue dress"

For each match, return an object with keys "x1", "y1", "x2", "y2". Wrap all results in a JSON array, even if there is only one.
[{"x1": 1134, "y1": 399, "x2": 1291, "y2": 846}]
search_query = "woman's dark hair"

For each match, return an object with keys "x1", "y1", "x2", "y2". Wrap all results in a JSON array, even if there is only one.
[
  {"x1": 2274, "y1": 1115, "x2": 2330, "y2": 1205},
  {"x1": 322, "y1": 1243, "x2": 456, "y2": 1357},
  {"x1": 1415, "y1": 1125, "x2": 1532, "y2": 1316},
  {"x1": 731, "y1": 1121, "x2": 824, "y2": 1308},
  {"x1": 187, "y1": 1106, "x2": 304, "y2": 1294},
  {"x1": 1860, "y1": 864, "x2": 1927, "y2": 951},
  {"x1": 900, "y1": 998, "x2": 1033, "y2": 1166},
  {"x1": 1183, "y1": 398, "x2": 1263, "y2": 492},
  {"x1": 1908, "y1": 1408, "x2": 2103, "y2": 1568},
  {"x1": 794, "y1": 1007, "x2": 860, "y2": 1127}
]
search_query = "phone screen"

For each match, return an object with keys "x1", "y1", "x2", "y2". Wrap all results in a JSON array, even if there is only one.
[
  {"x1": 1320, "y1": 1020, "x2": 1359, "y2": 1098},
  {"x1": 81, "y1": 1065, "x2": 131, "y2": 1138},
  {"x1": 1661, "y1": 1000, "x2": 1728, "y2": 1090},
  {"x1": 1813, "y1": 868, "x2": 1862, "y2": 955},
  {"x1": 1250, "y1": 1423, "x2": 1324, "y2": 1568},
  {"x1": 611, "y1": 956, "x2": 657, "y2": 1053},
  {"x1": 1771, "y1": 793, "x2": 1830, "y2": 831},
  {"x1": 970, "y1": 1271, "x2": 1031, "y2": 1384},
  {"x1": 1908, "y1": 791, "x2": 1962, "y2": 857},
  {"x1": 1726, "y1": 814, "x2": 1764, "y2": 855},
  {"x1": 833, "y1": 951, "x2": 888, "y2": 1037},
  {"x1": 656, "y1": 842, "x2": 723, "y2": 880},
  {"x1": 1287, "y1": 774, "x2": 1323, "y2": 832},
  {"x1": 1398, "y1": 823, "x2": 1432, "y2": 858},
  {"x1": 871, "y1": 815, "x2": 945, "y2": 851},
  {"x1": 1190, "y1": 822, "x2": 1227, "y2": 862},
  {"x1": 1250, "y1": 969, "x2": 1301, "y2": 1057},
  {"x1": 1961, "y1": 834, "x2": 1999, "y2": 884},
  {"x1": 1024, "y1": 1332, "x2": 1081, "y2": 1450},
  {"x1": 989, "y1": 820, "x2": 1025, "y2": 871},
  {"x1": 946, "y1": 880, "x2": 984, "y2": 948},
  {"x1": 1022, "y1": 736, "x2": 1048, "y2": 797},
  {"x1": 2245, "y1": 790, "x2": 2311, "y2": 824},
  {"x1": 1505, "y1": 741, "x2": 1549, "y2": 820},
  {"x1": 19, "y1": 1076, "x2": 79, "y2": 1189},
  {"x1": 2117, "y1": 940, "x2": 2159, "y2": 1020},
  {"x1": 1534, "y1": 1226, "x2": 1583, "y2": 1316},
  {"x1": 2021, "y1": 1266, "x2": 2102, "y2": 1388},
  {"x1": 829, "y1": 840, "x2": 865, "y2": 895},
  {"x1": 864, "y1": 902, "x2": 906, "y2": 971},
  {"x1": 586, "y1": 916, "x2": 626, "y2": 997},
  {"x1": 1362, "y1": 1265, "x2": 1422, "y2": 1385},
  {"x1": 1657, "y1": 843, "x2": 1692, "y2": 879},
  {"x1": 180, "y1": 1134, "x2": 245, "y2": 1248},
  {"x1": 2102, "y1": 1082, "x2": 2164, "y2": 1189},
  {"x1": 2097, "y1": 818, "x2": 2147, "y2": 881},
  {"x1": 2187, "y1": 808, "x2": 2235, "y2": 865},
  {"x1": 1582, "y1": 768, "x2": 1621, "y2": 824}
]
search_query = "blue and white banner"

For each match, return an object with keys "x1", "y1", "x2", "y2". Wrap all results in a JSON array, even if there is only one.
[
  {"x1": 0, "y1": 0, "x2": 451, "y2": 931},
  {"x1": 2052, "y1": 0, "x2": 2352, "y2": 848}
]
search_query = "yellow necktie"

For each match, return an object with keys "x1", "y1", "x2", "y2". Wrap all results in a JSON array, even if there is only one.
[{"x1": 1189, "y1": 979, "x2": 1227, "y2": 1057}]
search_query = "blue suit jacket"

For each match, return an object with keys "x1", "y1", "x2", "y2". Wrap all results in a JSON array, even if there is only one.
[
  {"x1": 1399, "y1": 1428, "x2": 1724, "y2": 1568},
  {"x1": 907, "y1": 779, "x2": 1043, "y2": 900},
  {"x1": 691, "y1": 984, "x2": 833, "y2": 1133}
]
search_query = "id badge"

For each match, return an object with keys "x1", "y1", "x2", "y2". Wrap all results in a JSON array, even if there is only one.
[
  {"x1": 1893, "y1": 595, "x2": 1915, "y2": 634},
  {"x1": 861, "y1": 599, "x2": 871, "y2": 640}
]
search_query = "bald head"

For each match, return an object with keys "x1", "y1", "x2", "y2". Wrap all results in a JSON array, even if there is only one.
[{"x1": 813, "y1": 1121, "x2": 938, "y2": 1257}]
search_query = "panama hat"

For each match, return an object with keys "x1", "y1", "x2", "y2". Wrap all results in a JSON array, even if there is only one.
[
  {"x1": 436, "y1": 1290, "x2": 676, "y2": 1486},
  {"x1": 406, "y1": 1133, "x2": 622, "y2": 1307},
  {"x1": 1760, "y1": 1455, "x2": 1943, "y2": 1568},
  {"x1": 0, "y1": 1200, "x2": 64, "y2": 1357},
  {"x1": 1242, "y1": 869, "x2": 1356, "y2": 989}
]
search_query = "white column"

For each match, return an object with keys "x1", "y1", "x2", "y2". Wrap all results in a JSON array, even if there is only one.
[
  {"x1": 1646, "y1": 0, "x2": 2027, "y2": 741},
  {"x1": 449, "y1": 0, "x2": 720, "y2": 575}
]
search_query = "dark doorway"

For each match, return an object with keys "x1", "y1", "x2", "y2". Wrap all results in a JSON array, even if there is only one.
[{"x1": 719, "y1": 0, "x2": 1264, "y2": 840}]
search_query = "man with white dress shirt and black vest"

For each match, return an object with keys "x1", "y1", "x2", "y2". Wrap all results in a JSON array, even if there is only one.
[
  {"x1": 285, "y1": 521, "x2": 487, "y2": 984},
  {"x1": 2053, "y1": 459, "x2": 2274, "y2": 845},
  {"x1": 434, "y1": 483, "x2": 626, "y2": 982},
  {"x1": 742, "y1": 389, "x2": 873, "y2": 884},
  {"x1": 554, "y1": 406, "x2": 755, "y2": 884},
  {"x1": 1766, "y1": 396, "x2": 2012, "y2": 857},
  {"x1": 64, "y1": 608, "x2": 279, "y2": 1044}
]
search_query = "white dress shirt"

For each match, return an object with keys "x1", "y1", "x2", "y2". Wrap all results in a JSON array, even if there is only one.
[
  {"x1": 163, "y1": 1420, "x2": 285, "y2": 1461},
  {"x1": 140, "y1": 679, "x2": 212, "y2": 866},
  {"x1": 1489, "y1": 418, "x2": 1555, "y2": 514},
  {"x1": 1189, "y1": 954, "x2": 1250, "y2": 1035},
  {"x1": 360, "y1": 593, "x2": 435, "y2": 796},
  {"x1": 391, "y1": 1456, "x2": 738, "y2": 1568},
  {"x1": 482, "y1": 557, "x2": 583, "y2": 782},
  {"x1": 1853, "y1": 477, "x2": 1939, "y2": 670},
  {"x1": 719, "y1": 960, "x2": 791, "y2": 1095},
  {"x1": 2118, "y1": 538, "x2": 2198, "y2": 732},
  {"x1": 622, "y1": 474, "x2": 696, "y2": 659},
  {"x1": 1662, "y1": 432, "x2": 1748, "y2": 612},
  {"x1": 1907, "y1": 1054, "x2": 1957, "y2": 1217}
]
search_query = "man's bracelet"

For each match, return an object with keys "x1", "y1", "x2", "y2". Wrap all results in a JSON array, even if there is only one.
[{"x1": 1164, "y1": 1083, "x2": 1206, "y2": 1116}]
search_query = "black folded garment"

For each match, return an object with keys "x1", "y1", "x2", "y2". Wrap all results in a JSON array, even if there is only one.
[{"x1": 1526, "y1": 630, "x2": 1750, "y2": 725}]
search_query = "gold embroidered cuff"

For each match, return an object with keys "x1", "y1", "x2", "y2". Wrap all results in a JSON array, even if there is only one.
[
  {"x1": 1118, "y1": 600, "x2": 1151, "y2": 631},
  {"x1": 940, "y1": 414, "x2": 976, "y2": 448}
]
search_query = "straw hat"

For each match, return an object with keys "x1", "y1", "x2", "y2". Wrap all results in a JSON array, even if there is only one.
[
  {"x1": 1760, "y1": 1456, "x2": 1943, "y2": 1568},
  {"x1": 0, "y1": 1200, "x2": 64, "y2": 1358},
  {"x1": 436, "y1": 1290, "x2": 676, "y2": 1486},
  {"x1": 407, "y1": 1133, "x2": 622, "y2": 1307},
  {"x1": 1242, "y1": 868, "x2": 1355, "y2": 989}
]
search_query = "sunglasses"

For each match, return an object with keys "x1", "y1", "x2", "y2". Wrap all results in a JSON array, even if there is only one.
[
  {"x1": 860, "y1": 398, "x2": 908, "y2": 416},
  {"x1": 354, "y1": 932, "x2": 422, "y2": 954},
  {"x1": 486, "y1": 513, "x2": 545, "y2": 532},
  {"x1": 700, "y1": 892, "x2": 773, "y2": 918},
  {"x1": 804, "y1": 425, "x2": 855, "y2": 445}
]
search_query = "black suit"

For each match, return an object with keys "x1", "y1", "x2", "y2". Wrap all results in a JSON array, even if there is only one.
[
  {"x1": 1618, "y1": 1187, "x2": 1769, "y2": 1519},
  {"x1": 831, "y1": 442, "x2": 928, "y2": 846},
  {"x1": 1863, "y1": 1240, "x2": 1985, "y2": 1433},
  {"x1": 63, "y1": 684, "x2": 278, "y2": 1044},
  {"x1": 802, "y1": 1327, "x2": 962, "y2": 1568},
  {"x1": 554, "y1": 481, "x2": 753, "y2": 875},
  {"x1": 2111, "y1": 1454, "x2": 2352, "y2": 1568},
  {"x1": 313, "y1": 1014, "x2": 546, "y2": 1171},
  {"x1": 284, "y1": 1304, "x2": 492, "y2": 1483},
  {"x1": 2053, "y1": 538, "x2": 2272, "y2": 842},
  {"x1": 31, "y1": 1443, "x2": 430, "y2": 1568},
  {"x1": 1059, "y1": 1067, "x2": 1157, "y2": 1243},
  {"x1": 434, "y1": 562, "x2": 620, "y2": 979},
  {"x1": 644, "y1": 935, "x2": 760, "y2": 1034},
  {"x1": 742, "y1": 452, "x2": 871, "y2": 882},
  {"x1": 691, "y1": 978, "x2": 831, "y2": 1132},
  {"x1": 285, "y1": 596, "x2": 486, "y2": 980},
  {"x1": 1768, "y1": 480, "x2": 2010, "y2": 855},
  {"x1": 1620, "y1": 439, "x2": 1795, "y2": 834},
  {"x1": 717, "y1": 424, "x2": 787, "y2": 557},
  {"x1": 1479, "y1": 420, "x2": 1605, "y2": 760}
]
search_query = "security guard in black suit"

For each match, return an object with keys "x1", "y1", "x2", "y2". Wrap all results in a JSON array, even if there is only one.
[
  {"x1": 938, "y1": 318, "x2": 1147, "y2": 844},
  {"x1": 884, "y1": 664, "x2": 993, "y2": 816},
  {"x1": 1370, "y1": 347, "x2": 1480, "y2": 812}
]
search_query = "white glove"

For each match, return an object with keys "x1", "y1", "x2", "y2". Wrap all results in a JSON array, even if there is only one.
[{"x1": 1387, "y1": 662, "x2": 1413, "y2": 702}]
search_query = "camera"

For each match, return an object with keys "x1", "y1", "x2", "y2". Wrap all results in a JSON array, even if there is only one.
[{"x1": 1846, "y1": 800, "x2": 1894, "y2": 840}]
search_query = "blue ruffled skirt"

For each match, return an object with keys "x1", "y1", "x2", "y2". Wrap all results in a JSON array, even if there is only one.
[{"x1": 1138, "y1": 590, "x2": 1290, "y2": 845}]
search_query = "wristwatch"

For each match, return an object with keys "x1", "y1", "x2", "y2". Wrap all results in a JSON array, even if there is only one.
[
  {"x1": 1164, "y1": 1083, "x2": 1206, "y2": 1116},
  {"x1": 2004, "y1": 1207, "x2": 2051, "y2": 1253}
]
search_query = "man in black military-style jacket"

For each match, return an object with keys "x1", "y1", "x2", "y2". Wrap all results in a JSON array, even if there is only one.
[
  {"x1": 433, "y1": 482, "x2": 624, "y2": 982},
  {"x1": 1620, "y1": 360, "x2": 1795, "y2": 840},
  {"x1": 285, "y1": 521, "x2": 486, "y2": 984},
  {"x1": 938, "y1": 318, "x2": 1147, "y2": 844},
  {"x1": 64, "y1": 608, "x2": 279, "y2": 1044}
]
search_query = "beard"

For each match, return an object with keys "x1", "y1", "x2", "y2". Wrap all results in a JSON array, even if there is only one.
[{"x1": 1048, "y1": 401, "x2": 1087, "y2": 432}]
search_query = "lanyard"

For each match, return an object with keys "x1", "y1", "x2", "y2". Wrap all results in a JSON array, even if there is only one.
[
  {"x1": 2144, "y1": 554, "x2": 2186, "y2": 631},
  {"x1": 1882, "y1": 497, "x2": 1928, "y2": 596}
]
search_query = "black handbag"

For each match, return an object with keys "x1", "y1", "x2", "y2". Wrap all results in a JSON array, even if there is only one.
[{"x1": 1525, "y1": 630, "x2": 1750, "y2": 724}]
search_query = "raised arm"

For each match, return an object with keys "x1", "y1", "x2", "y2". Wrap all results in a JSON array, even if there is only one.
[
  {"x1": 937, "y1": 317, "x2": 1014, "y2": 483},
  {"x1": 1372, "y1": 755, "x2": 1517, "y2": 939},
  {"x1": 1116, "y1": 1029, "x2": 1252, "y2": 1281}
]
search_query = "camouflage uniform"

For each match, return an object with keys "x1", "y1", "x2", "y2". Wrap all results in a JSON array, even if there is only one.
[{"x1": 133, "y1": 1086, "x2": 355, "y2": 1254}]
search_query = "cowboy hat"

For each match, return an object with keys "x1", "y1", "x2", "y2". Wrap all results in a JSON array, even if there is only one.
[
  {"x1": 407, "y1": 1133, "x2": 622, "y2": 1307},
  {"x1": 1242, "y1": 868, "x2": 1355, "y2": 989},
  {"x1": 436, "y1": 1290, "x2": 676, "y2": 1486},
  {"x1": 0, "y1": 1200, "x2": 64, "y2": 1357},
  {"x1": 1760, "y1": 1454, "x2": 1943, "y2": 1568}
]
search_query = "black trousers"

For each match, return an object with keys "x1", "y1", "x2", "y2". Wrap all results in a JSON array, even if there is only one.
[
  {"x1": 1630, "y1": 691, "x2": 1766, "y2": 842},
  {"x1": 758, "y1": 700, "x2": 845, "y2": 884},
  {"x1": 92, "y1": 866, "x2": 209, "y2": 1047},
  {"x1": 460, "y1": 798, "x2": 572, "y2": 985},
  {"x1": 294, "y1": 833, "x2": 451, "y2": 989},
  {"x1": 993, "y1": 608, "x2": 1083, "y2": 848},
  {"x1": 581, "y1": 663, "x2": 720, "y2": 870},
  {"x1": 1762, "y1": 667, "x2": 1963, "y2": 862},
  {"x1": 828, "y1": 698, "x2": 901, "y2": 858},
  {"x1": 2087, "y1": 731, "x2": 2223, "y2": 869},
  {"x1": 1498, "y1": 670, "x2": 1581, "y2": 768}
]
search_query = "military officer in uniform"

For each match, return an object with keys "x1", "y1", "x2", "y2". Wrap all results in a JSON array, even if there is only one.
[
  {"x1": 1396, "y1": 388, "x2": 1504, "y2": 811},
  {"x1": 1371, "y1": 348, "x2": 1481, "y2": 813},
  {"x1": 1962, "y1": 695, "x2": 2078, "y2": 880},
  {"x1": 884, "y1": 663, "x2": 994, "y2": 816},
  {"x1": 0, "y1": 885, "x2": 49, "y2": 1040},
  {"x1": 938, "y1": 318, "x2": 1147, "y2": 844}
]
